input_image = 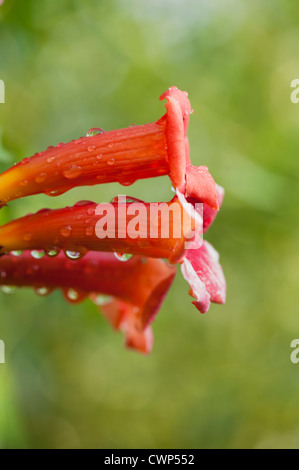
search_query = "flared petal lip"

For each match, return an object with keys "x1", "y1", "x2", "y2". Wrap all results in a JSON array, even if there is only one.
[
  {"x1": 181, "y1": 240, "x2": 226, "y2": 314},
  {"x1": 159, "y1": 86, "x2": 192, "y2": 190},
  {"x1": 160, "y1": 86, "x2": 219, "y2": 210}
]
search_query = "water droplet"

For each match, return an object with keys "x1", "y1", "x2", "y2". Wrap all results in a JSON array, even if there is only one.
[
  {"x1": 37, "y1": 208, "x2": 50, "y2": 215},
  {"x1": 35, "y1": 173, "x2": 47, "y2": 184},
  {"x1": 31, "y1": 250, "x2": 45, "y2": 259},
  {"x1": 86, "y1": 207, "x2": 95, "y2": 215},
  {"x1": 35, "y1": 287, "x2": 51, "y2": 297},
  {"x1": 63, "y1": 165, "x2": 82, "y2": 179},
  {"x1": 125, "y1": 197, "x2": 144, "y2": 203},
  {"x1": 107, "y1": 158, "x2": 115, "y2": 165},
  {"x1": 86, "y1": 128, "x2": 105, "y2": 137},
  {"x1": 65, "y1": 250, "x2": 83, "y2": 260},
  {"x1": 21, "y1": 158, "x2": 30, "y2": 165},
  {"x1": 45, "y1": 189, "x2": 67, "y2": 197},
  {"x1": 108, "y1": 143, "x2": 114, "y2": 148},
  {"x1": 60, "y1": 226, "x2": 72, "y2": 238},
  {"x1": 120, "y1": 180, "x2": 136, "y2": 187},
  {"x1": 20, "y1": 180, "x2": 28, "y2": 186},
  {"x1": 0, "y1": 285, "x2": 16, "y2": 294},
  {"x1": 74, "y1": 200, "x2": 94, "y2": 207},
  {"x1": 114, "y1": 253, "x2": 133, "y2": 262},
  {"x1": 85, "y1": 226, "x2": 94, "y2": 236},
  {"x1": 66, "y1": 288, "x2": 79, "y2": 301},
  {"x1": 87, "y1": 145, "x2": 96, "y2": 152},
  {"x1": 47, "y1": 156, "x2": 55, "y2": 163},
  {"x1": 0, "y1": 271, "x2": 7, "y2": 279},
  {"x1": 96, "y1": 154, "x2": 102, "y2": 160},
  {"x1": 23, "y1": 232, "x2": 32, "y2": 242},
  {"x1": 91, "y1": 294, "x2": 113, "y2": 306},
  {"x1": 45, "y1": 248, "x2": 60, "y2": 257},
  {"x1": 11, "y1": 250, "x2": 23, "y2": 257}
]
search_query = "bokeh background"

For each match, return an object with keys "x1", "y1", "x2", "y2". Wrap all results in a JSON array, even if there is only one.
[{"x1": 0, "y1": 0, "x2": 299, "y2": 449}]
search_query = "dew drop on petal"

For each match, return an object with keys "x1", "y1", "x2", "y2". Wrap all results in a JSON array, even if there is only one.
[
  {"x1": 86, "y1": 128, "x2": 105, "y2": 137},
  {"x1": 47, "y1": 156, "x2": 56, "y2": 163},
  {"x1": 85, "y1": 226, "x2": 94, "y2": 236},
  {"x1": 65, "y1": 250, "x2": 83, "y2": 260},
  {"x1": 31, "y1": 250, "x2": 45, "y2": 259},
  {"x1": 107, "y1": 158, "x2": 115, "y2": 166},
  {"x1": 74, "y1": 200, "x2": 94, "y2": 208},
  {"x1": 66, "y1": 288, "x2": 79, "y2": 301},
  {"x1": 120, "y1": 180, "x2": 136, "y2": 187},
  {"x1": 23, "y1": 232, "x2": 33, "y2": 242},
  {"x1": 35, "y1": 287, "x2": 51, "y2": 297},
  {"x1": 0, "y1": 285, "x2": 16, "y2": 294},
  {"x1": 45, "y1": 248, "x2": 60, "y2": 257},
  {"x1": 87, "y1": 207, "x2": 95, "y2": 215},
  {"x1": 91, "y1": 294, "x2": 113, "y2": 306},
  {"x1": 114, "y1": 252, "x2": 133, "y2": 262},
  {"x1": 87, "y1": 145, "x2": 96, "y2": 152},
  {"x1": 60, "y1": 226, "x2": 72, "y2": 238},
  {"x1": 63, "y1": 165, "x2": 82, "y2": 179},
  {"x1": 35, "y1": 173, "x2": 47, "y2": 184},
  {"x1": 20, "y1": 180, "x2": 28, "y2": 186},
  {"x1": 45, "y1": 189, "x2": 67, "y2": 197},
  {"x1": 11, "y1": 250, "x2": 23, "y2": 257}
]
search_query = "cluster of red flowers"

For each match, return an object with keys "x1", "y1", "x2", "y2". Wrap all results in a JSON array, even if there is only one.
[{"x1": 0, "y1": 87, "x2": 225, "y2": 354}]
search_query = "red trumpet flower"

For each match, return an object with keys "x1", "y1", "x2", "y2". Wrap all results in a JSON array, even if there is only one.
[
  {"x1": 0, "y1": 251, "x2": 176, "y2": 353},
  {"x1": 0, "y1": 193, "x2": 203, "y2": 264},
  {"x1": 0, "y1": 87, "x2": 218, "y2": 210}
]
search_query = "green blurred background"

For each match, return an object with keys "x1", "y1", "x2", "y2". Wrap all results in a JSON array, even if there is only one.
[{"x1": 0, "y1": 0, "x2": 299, "y2": 449}]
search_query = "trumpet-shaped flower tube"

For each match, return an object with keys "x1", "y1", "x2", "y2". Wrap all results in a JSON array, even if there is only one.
[
  {"x1": 0, "y1": 87, "x2": 218, "y2": 209},
  {"x1": 0, "y1": 193, "x2": 203, "y2": 264},
  {"x1": 0, "y1": 251, "x2": 176, "y2": 353}
]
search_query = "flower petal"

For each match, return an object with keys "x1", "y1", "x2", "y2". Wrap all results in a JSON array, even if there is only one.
[
  {"x1": 101, "y1": 300, "x2": 153, "y2": 354},
  {"x1": 0, "y1": 251, "x2": 176, "y2": 320},
  {"x1": 0, "y1": 195, "x2": 201, "y2": 264},
  {"x1": 185, "y1": 165, "x2": 219, "y2": 210},
  {"x1": 0, "y1": 87, "x2": 219, "y2": 209},
  {"x1": 181, "y1": 240, "x2": 226, "y2": 313},
  {"x1": 159, "y1": 86, "x2": 192, "y2": 189},
  {"x1": 203, "y1": 184, "x2": 225, "y2": 232},
  {"x1": 0, "y1": 122, "x2": 168, "y2": 204}
]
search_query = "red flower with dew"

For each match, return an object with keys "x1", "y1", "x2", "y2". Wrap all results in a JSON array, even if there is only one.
[
  {"x1": 0, "y1": 86, "x2": 226, "y2": 353},
  {"x1": 0, "y1": 193, "x2": 202, "y2": 264},
  {"x1": 0, "y1": 87, "x2": 218, "y2": 210}
]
